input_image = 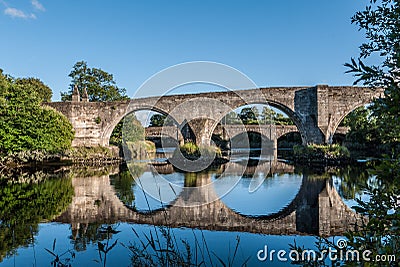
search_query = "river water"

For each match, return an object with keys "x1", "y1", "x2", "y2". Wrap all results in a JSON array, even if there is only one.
[{"x1": 0, "y1": 152, "x2": 372, "y2": 266}]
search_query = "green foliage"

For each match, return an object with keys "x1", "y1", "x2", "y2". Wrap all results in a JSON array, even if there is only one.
[
  {"x1": 64, "y1": 146, "x2": 117, "y2": 161},
  {"x1": 179, "y1": 142, "x2": 199, "y2": 156},
  {"x1": 342, "y1": 106, "x2": 379, "y2": 144},
  {"x1": 174, "y1": 142, "x2": 222, "y2": 160},
  {"x1": 110, "y1": 121, "x2": 123, "y2": 146},
  {"x1": 122, "y1": 113, "x2": 145, "y2": 144},
  {"x1": 261, "y1": 107, "x2": 294, "y2": 125},
  {"x1": 345, "y1": 0, "x2": 400, "y2": 145},
  {"x1": 0, "y1": 70, "x2": 74, "y2": 154},
  {"x1": 0, "y1": 177, "x2": 73, "y2": 261},
  {"x1": 260, "y1": 106, "x2": 275, "y2": 124},
  {"x1": 239, "y1": 107, "x2": 259, "y2": 125},
  {"x1": 61, "y1": 61, "x2": 128, "y2": 102},
  {"x1": 184, "y1": 172, "x2": 198, "y2": 187},
  {"x1": 222, "y1": 106, "x2": 294, "y2": 125},
  {"x1": 149, "y1": 114, "x2": 174, "y2": 127},
  {"x1": 334, "y1": 164, "x2": 373, "y2": 200},
  {"x1": 61, "y1": 61, "x2": 130, "y2": 146},
  {"x1": 110, "y1": 170, "x2": 137, "y2": 208},
  {"x1": 111, "y1": 114, "x2": 145, "y2": 147},
  {"x1": 293, "y1": 144, "x2": 350, "y2": 158},
  {"x1": 14, "y1": 77, "x2": 53, "y2": 103},
  {"x1": 67, "y1": 222, "x2": 120, "y2": 254},
  {"x1": 339, "y1": 1, "x2": 400, "y2": 264}
]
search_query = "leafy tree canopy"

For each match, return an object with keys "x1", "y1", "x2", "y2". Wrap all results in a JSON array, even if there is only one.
[
  {"x1": 149, "y1": 113, "x2": 175, "y2": 127},
  {"x1": 239, "y1": 107, "x2": 259, "y2": 125},
  {"x1": 15, "y1": 77, "x2": 52, "y2": 102},
  {"x1": 0, "y1": 70, "x2": 74, "y2": 154},
  {"x1": 122, "y1": 113, "x2": 145, "y2": 144},
  {"x1": 221, "y1": 106, "x2": 294, "y2": 125},
  {"x1": 61, "y1": 61, "x2": 128, "y2": 102},
  {"x1": 341, "y1": 106, "x2": 380, "y2": 145},
  {"x1": 345, "y1": 0, "x2": 400, "y2": 145}
]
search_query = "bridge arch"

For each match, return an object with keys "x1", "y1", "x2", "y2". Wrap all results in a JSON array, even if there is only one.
[
  {"x1": 277, "y1": 130, "x2": 301, "y2": 141},
  {"x1": 277, "y1": 131, "x2": 302, "y2": 151},
  {"x1": 327, "y1": 102, "x2": 374, "y2": 144},
  {"x1": 145, "y1": 127, "x2": 183, "y2": 148},
  {"x1": 215, "y1": 100, "x2": 307, "y2": 145},
  {"x1": 229, "y1": 131, "x2": 272, "y2": 149},
  {"x1": 101, "y1": 104, "x2": 179, "y2": 147}
]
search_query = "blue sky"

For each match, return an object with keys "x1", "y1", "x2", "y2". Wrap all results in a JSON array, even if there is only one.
[{"x1": 0, "y1": 1, "x2": 367, "y2": 101}]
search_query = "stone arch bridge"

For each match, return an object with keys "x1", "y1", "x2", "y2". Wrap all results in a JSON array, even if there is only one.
[
  {"x1": 47, "y1": 85, "x2": 382, "y2": 146},
  {"x1": 145, "y1": 124, "x2": 350, "y2": 145},
  {"x1": 55, "y1": 162, "x2": 365, "y2": 237}
]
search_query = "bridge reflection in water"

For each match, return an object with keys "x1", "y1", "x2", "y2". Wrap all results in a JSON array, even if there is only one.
[{"x1": 54, "y1": 161, "x2": 364, "y2": 238}]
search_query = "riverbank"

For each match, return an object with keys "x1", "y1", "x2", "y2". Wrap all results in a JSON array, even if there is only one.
[
  {"x1": 1, "y1": 142, "x2": 382, "y2": 173},
  {"x1": 0, "y1": 146, "x2": 123, "y2": 169}
]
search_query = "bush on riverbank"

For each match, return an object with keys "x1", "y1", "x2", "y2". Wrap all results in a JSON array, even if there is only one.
[
  {"x1": 293, "y1": 144, "x2": 351, "y2": 164},
  {"x1": 0, "y1": 71, "x2": 74, "y2": 155},
  {"x1": 0, "y1": 151, "x2": 54, "y2": 167},
  {"x1": 173, "y1": 142, "x2": 222, "y2": 160}
]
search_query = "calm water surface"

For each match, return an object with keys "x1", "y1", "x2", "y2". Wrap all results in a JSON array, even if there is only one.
[{"x1": 0, "y1": 152, "x2": 373, "y2": 266}]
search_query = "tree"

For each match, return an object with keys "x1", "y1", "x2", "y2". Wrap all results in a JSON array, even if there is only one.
[
  {"x1": 110, "y1": 113, "x2": 144, "y2": 146},
  {"x1": 61, "y1": 61, "x2": 128, "y2": 102},
  {"x1": 61, "y1": 61, "x2": 129, "y2": 146},
  {"x1": 261, "y1": 107, "x2": 276, "y2": 124},
  {"x1": 345, "y1": 0, "x2": 400, "y2": 145},
  {"x1": 341, "y1": 106, "x2": 379, "y2": 145},
  {"x1": 341, "y1": 1, "x2": 400, "y2": 262},
  {"x1": 15, "y1": 77, "x2": 52, "y2": 102},
  {"x1": 149, "y1": 114, "x2": 174, "y2": 127},
  {"x1": 239, "y1": 107, "x2": 259, "y2": 124},
  {"x1": 0, "y1": 70, "x2": 74, "y2": 154},
  {"x1": 122, "y1": 113, "x2": 145, "y2": 144}
]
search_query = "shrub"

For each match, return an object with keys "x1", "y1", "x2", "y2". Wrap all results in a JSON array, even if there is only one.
[
  {"x1": 0, "y1": 72, "x2": 74, "y2": 154},
  {"x1": 179, "y1": 142, "x2": 200, "y2": 158},
  {"x1": 174, "y1": 142, "x2": 222, "y2": 160},
  {"x1": 293, "y1": 144, "x2": 350, "y2": 158}
]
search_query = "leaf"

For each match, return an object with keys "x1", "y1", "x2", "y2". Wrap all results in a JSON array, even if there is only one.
[
  {"x1": 45, "y1": 248, "x2": 57, "y2": 257},
  {"x1": 351, "y1": 57, "x2": 358, "y2": 68}
]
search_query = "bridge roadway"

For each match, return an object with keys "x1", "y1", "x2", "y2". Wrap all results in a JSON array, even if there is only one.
[
  {"x1": 55, "y1": 162, "x2": 365, "y2": 237},
  {"x1": 47, "y1": 85, "x2": 381, "y2": 146}
]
